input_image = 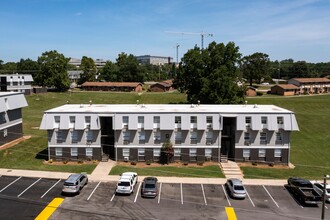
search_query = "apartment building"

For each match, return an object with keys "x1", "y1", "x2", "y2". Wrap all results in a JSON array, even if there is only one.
[
  {"x1": 0, "y1": 74, "x2": 34, "y2": 95},
  {"x1": 136, "y1": 55, "x2": 173, "y2": 65},
  {"x1": 288, "y1": 78, "x2": 330, "y2": 94},
  {"x1": 40, "y1": 104, "x2": 299, "y2": 164},
  {"x1": 0, "y1": 92, "x2": 28, "y2": 146}
]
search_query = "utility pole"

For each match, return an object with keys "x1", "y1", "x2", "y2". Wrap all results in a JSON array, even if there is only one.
[
  {"x1": 176, "y1": 43, "x2": 180, "y2": 63},
  {"x1": 165, "y1": 31, "x2": 214, "y2": 50}
]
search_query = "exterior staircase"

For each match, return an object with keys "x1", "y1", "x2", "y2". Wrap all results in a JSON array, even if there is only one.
[
  {"x1": 220, "y1": 160, "x2": 244, "y2": 180},
  {"x1": 101, "y1": 154, "x2": 109, "y2": 162}
]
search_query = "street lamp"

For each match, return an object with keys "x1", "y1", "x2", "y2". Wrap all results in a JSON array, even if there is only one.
[{"x1": 322, "y1": 174, "x2": 329, "y2": 220}]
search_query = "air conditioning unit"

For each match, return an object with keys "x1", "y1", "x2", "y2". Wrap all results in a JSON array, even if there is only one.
[
  {"x1": 246, "y1": 124, "x2": 251, "y2": 129},
  {"x1": 244, "y1": 141, "x2": 250, "y2": 146},
  {"x1": 86, "y1": 124, "x2": 90, "y2": 129},
  {"x1": 205, "y1": 156, "x2": 211, "y2": 161},
  {"x1": 206, "y1": 140, "x2": 212, "y2": 145},
  {"x1": 123, "y1": 140, "x2": 129, "y2": 145},
  {"x1": 124, "y1": 156, "x2": 129, "y2": 162},
  {"x1": 86, "y1": 140, "x2": 92, "y2": 145}
]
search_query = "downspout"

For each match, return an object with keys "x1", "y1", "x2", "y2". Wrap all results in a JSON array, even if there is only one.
[{"x1": 114, "y1": 113, "x2": 117, "y2": 162}]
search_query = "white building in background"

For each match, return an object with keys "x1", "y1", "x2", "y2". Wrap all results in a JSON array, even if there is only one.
[
  {"x1": 40, "y1": 104, "x2": 299, "y2": 164},
  {"x1": 136, "y1": 55, "x2": 173, "y2": 65},
  {"x1": 0, "y1": 74, "x2": 34, "y2": 95},
  {"x1": 68, "y1": 58, "x2": 107, "y2": 69}
]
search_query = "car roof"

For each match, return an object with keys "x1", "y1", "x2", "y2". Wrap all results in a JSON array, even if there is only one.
[
  {"x1": 65, "y1": 174, "x2": 82, "y2": 182},
  {"x1": 229, "y1": 178, "x2": 243, "y2": 185},
  {"x1": 122, "y1": 172, "x2": 137, "y2": 176},
  {"x1": 144, "y1": 177, "x2": 157, "y2": 183}
]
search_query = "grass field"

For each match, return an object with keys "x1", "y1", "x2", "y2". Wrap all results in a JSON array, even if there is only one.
[{"x1": 1, "y1": 91, "x2": 330, "y2": 179}]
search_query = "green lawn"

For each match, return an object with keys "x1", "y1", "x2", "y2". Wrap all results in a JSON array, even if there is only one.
[
  {"x1": 1, "y1": 91, "x2": 330, "y2": 179},
  {"x1": 110, "y1": 165, "x2": 224, "y2": 178}
]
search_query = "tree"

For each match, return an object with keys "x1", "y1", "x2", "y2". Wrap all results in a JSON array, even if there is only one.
[
  {"x1": 16, "y1": 58, "x2": 40, "y2": 83},
  {"x1": 174, "y1": 41, "x2": 245, "y2": 104},
  {"x1": 160, "y1": 141, "x2": 174, "y2": 164},
  {"x1": 99, "y1": 61, "x2": 119, "y2": 81},
  {"x1": 0, "y1": 59, "x2": 3, "y2": 70},
  {"x1": 241, "y1": 52, "x2": 270, "y2": 86},
  {"x1": 1, "y1": 62, "x2": 17, "y2": 73},
  {"x1": 78, "y1": 56, "x2": 97, "y2": 84},
  {"x1": 37, "y1": 50, "x2": 70, "y2": 91},
  {"x1": 116, "y1": 53, "x2": 145, "y2": 82}
]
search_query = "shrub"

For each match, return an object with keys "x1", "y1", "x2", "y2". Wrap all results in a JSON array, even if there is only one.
[
  {"x1": 131, "y1": 161, "x2": 137, "y2": 165},
  {"x1": 146, "y1": 160, "x2": 151, "y2": 165},
  {"x1": 48, "y1": 159, "x2": 53, "y2": 164},
  {"x1": 183, "y1": 161, "x2": 189, "y2": 166},
  {"x1": 252, "y1": 161, "x2": 258, "y2": 166},
  {"x1": 268, "y1": 162, "x2": 275, "y2": 167},
  {"x1": 63, "y1": 159, "x2": 68, "y2": 164},
  {"x1": 256, "y1": 91, "x2": 263, "y2": 96},
  {"x1": 78, "y1": 159, "x2": 84, "y2": 164},
  {"x1": 197, "y1": 161, "x2": 204, "y2": 166}
]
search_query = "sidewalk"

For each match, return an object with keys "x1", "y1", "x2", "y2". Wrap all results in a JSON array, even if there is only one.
[{"x1": 0, "y1": 160, "x2": 287, "y2": 186}]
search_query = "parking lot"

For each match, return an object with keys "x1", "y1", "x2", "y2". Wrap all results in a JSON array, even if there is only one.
[{"x1": 0, "y1": 175, "x2": 328, "y2": 220}]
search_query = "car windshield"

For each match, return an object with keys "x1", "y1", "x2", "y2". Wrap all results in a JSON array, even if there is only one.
[
  {"x1": 64, "y1": 182, "x2": 76, "y2": 186},
  {"x1": 118, "y1": 182, "x2": 130, "y2": 186},
  {"x1": 234, "y1": 185, "x2": 245, "y2": 191},
  {"x1": 145, "y1": 183, "x2": 156, "y2": 189},
  {"x1": 327, "y1": 189, "x2": 330, "y2": 194}
]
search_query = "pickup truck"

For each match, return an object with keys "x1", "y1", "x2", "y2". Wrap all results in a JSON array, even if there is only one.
[{"x1": 287, "y1": 177, "x2": 322, "y2": 205}]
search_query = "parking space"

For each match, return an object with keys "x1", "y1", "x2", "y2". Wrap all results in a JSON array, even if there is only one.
[{"x1": 2, "y1": 175, "x2": 330, "y2": 219}]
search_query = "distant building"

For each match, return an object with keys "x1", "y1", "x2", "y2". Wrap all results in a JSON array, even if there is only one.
[
  {"x1": 68, "y1": 58, "x2": 107, "y2": 69},
  {"x1": 40, "y1": 104, "x2": 299, "y2": 164},
  {"x1": 0, "y1": 92, "x2": 28, "y2": 147},
  {"x1": 136, "y1": 55, "x2": 173, "y2": 65},
  {"x1": 68, "y1": 70, "x2": 83, "y2": 83},
  {"x1": 150, "y1": 80, "x2": 173, "y2": 92},
  {"x1": 81, "y1": 82, "x2": 143, "y2": 92},
  {"x1": 245, "y1": 86, "x2": 257, "y2": 97},
  {"x1": 271, "y1": 84, "x2": 299, "y2": 96},
  {"x1": 0, "y1": 74, "x2": 34, "y2": 95},
  {"x1": 288, "y1": 78, "x2": 330, "y2": 94}
]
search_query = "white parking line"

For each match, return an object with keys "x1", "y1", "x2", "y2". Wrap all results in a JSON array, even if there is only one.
[
  {"x1": 263, "y1": 185, "x2": 279, "y2": 208},
  {"x1": 158, "y1": 182, "x2": 162, "y2": 204},
  {"x1": 222, "y1": 184, "x2": 231, "y2": 207},
  {"x1": 110, "y1": 193, "x2": 116, "y2": 202},
  {"x1": 87, "y1": 181, "x2": 101, "y2": 201},
  {"x1": 134, "y1": 182, "x2": 142, "y2": 203},
  {"x1": 18, "y1": 178, "x2": 41, "y2": 197},
  {"x1": 201, "y1": 184, "x2": 207, "y2": 206},
  {"x1": 41, "y1": 179, "x2": 61, "y2": 198},
  {"x1": 245, "y1": 188, "x2": 255, "y2": 207},
  {"x1": 180, "y1": 183, "x2": 183, "y2": 205},
  {"x1": 0, "y1": 176, "x2": 22, "y2": 193}
]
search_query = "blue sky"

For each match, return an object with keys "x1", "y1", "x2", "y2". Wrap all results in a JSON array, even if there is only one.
[{"x1": 1, "y1": 0, "x2": 330, "y2": 63}]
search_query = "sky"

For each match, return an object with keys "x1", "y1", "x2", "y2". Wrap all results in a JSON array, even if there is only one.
[{"x1": 1, "y1": 0, "x2": 330, "y2": 63}]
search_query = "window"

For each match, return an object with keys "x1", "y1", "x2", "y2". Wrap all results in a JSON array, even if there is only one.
[
  {"x1": 190, "y1": 116, "x2": 197, "y2": 123},
  {"x1": 55, "y1": 147, "x2": 62, "y2": 156},
  {"x1": 277, "y1": 117, "x2": 284, "y2": 124},
  {"x1": 3, "y1": 129, "x2": 8, "y2": 137},
  {"x1": 1, "y1": 113, "x2": 6, "y2": 123},
  {"x1": 138, "y1": 130, "x2": 145, "y2": 142},
  {"x1": 274, "y1": 149, "x2": 282, "y2": 158},
  {"x1": 71, "y1": 147, "x2": 78, "y2": 156},
  {"x1": 258, "y1": 149, "x2": 266, "y2": 157},
  {"x1": 245, "y1": 116, "x2": 251, "y2": 124},
  {"x1": 54, "y1": 116, "x2": 60, "y2": 128},
  {"x1": 123, "y1": 148, "x2": 130, "y2": 157},
  {"x1": 153, "y1": 130, "x2": 160, "y2": 141},
  {"x1": 85, "y1": 116, "x2": 91, "y2": 126},
  {"x1": 174, "y1": 148, "x2": 181, "y2": 157},
  {"x1": 206, "y1": 116, "x2": 213, "y2": 124},
  {"x1": 86, "y1": 130, "x2": 93, "y2": 142},
  {"x1": 153, "y1": 148, "x2": 161, "y2": 157},
  {"x1": 71, "y1": 131, "x2": 78, "y2": 142},
  {"x1": 190, "y1": 130, "x2": 197, "y2": 144},
  {"x1": 86, "y1": 148, "x2": 93, "y2": 156},
  {"x1": 205, "y1": 148, "x2": 212, "y2": 157},
  {"x1": 138, "y1": 148, "x2": 145, "y2": 157},
  {"x1": 175, "y1": 131, "x2": 182, "y2": 141},
  {"x1": 138, "y1": 116, "x2": 144, "y2": 124},
  {"x1": 243, "y1": 149, "x2": 250, "y2": 158},
  {"x1": 175, "y1": 116, "x2": 181, "y2": 124},
  {"x1": 69, "y1": 116, "x2": 75, "y2": 128},
  {"x1": 123, "y1": 131, "x2": 130, "y2": 142},
  {"x1": 153, "y1": 116, "x2": 160, "y2": 123},
  {"x1": 260, "y1": 132, "x2": 267, "y2": 144},
  {"x1": 56, "y1": 130, "x2": 63, "y2": 142},
  {"x1": 244, "y1": 132, "x2": 250, "y2": 141},
  {"x1": 189, "y1": 148, "x2": 197, "y2": 157},
  {"x1": 122, "y1": 116, "x2": 129, "y2": 124},
  {"x1": 276, "y1": 132, "x2": 282, "y2": 141},
  {"x1": 261, "y1": 116, "x2": 267, "y2": 124}
]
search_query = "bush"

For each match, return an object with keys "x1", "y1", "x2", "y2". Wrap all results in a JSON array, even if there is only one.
[
  {"x1": 146, "y1": 160, "x2": 151, "y2": 165},
  {"x1": 252, "y1": 161, "x2": 258, "y2": 166},
  {"x1": 63, "y1": 160, "x2": 68, "y2": 164},
  {"x1": 48, "y1": 159, "x2": 53, "y2": 164},
  {"x1": 78, "y1": 159, "x2": 84, "y2": 164},
  {"x1": 131, "y1": 161, "x2": 137, "y2": 165},
  {"x1": 197, "y1": 161, "x2": 204, "y2": 166},
  {"x1": 268, "y1": 162, "x2": 275, "y2": 167},
  {"x1": 183, "y1": 161, "x2": 189, "y2": 166},
  {"x1": 256, "y1": 91, "x2": 263, "y2": 96}
]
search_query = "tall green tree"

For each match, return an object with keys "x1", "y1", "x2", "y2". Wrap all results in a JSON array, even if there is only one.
[
  {"x1": 16, "y1": 58, "x2": 40, "y2": 82},
  {"x1": 241, "y1": 52, "x2": 270, "y2": 86},
  {"x1": 37, "y1": 50, "x2": 70, "y2": 91},
  {"x1": 174, "y1": 41, "x2": 245, "y2": 104},
  {"x1": 116, "y1": 53, "x2": 145, "y2": 82},
  {"x1": 0, "y1": 59, "x2": 3, "y2": 70},
  {"x1": 78, "y1": 56, "x2": 97, "y2": 84},
  {"x1": 99, "y1": 61, "x2": 119, "y2": 81}
]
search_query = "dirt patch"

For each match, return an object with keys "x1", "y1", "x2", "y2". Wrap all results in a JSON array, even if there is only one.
[
  {"x1": 42, "y1": 160, "x2": 99, "y2": 166},
  {"x1": 0, "y1": 136, "x2": 31, "y2": 150},
  {"x1": 238, "y1": 162, "x2": 292, "y2": 169},
  {"x1": 117, "y1": 161, "x2": 219, "y2": 168}
]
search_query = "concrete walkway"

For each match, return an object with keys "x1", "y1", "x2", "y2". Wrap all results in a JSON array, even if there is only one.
[
  {"x1": 220, "y1": 160, "x2": 244, "y2": 180},
  {"x1": 0, "y1": 160, "x2": 287, "y2": 186}
]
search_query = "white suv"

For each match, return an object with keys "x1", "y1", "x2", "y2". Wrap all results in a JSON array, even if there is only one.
[{"x1": 116, "y1": 172, "x2": 138, "y2": 195}]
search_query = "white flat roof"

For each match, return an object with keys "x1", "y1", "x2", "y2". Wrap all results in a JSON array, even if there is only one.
[{"x1": 44, "y1": 104, "x2": 293, "y2": 114}]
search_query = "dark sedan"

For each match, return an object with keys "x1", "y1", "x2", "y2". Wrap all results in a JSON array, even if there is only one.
[{"x1": 141, "y1": 177, "x2": 158, "y2": 198}]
